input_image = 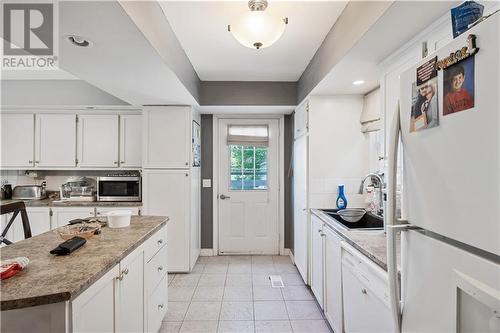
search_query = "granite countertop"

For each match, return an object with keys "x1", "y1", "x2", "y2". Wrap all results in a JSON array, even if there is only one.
[
  {"x1": 0, "y1": 216, "x2": 168, "y2": 311},
  {"x1": 311, "y1": 209, "x2": 400, "y2": 272},
  {"x1": 1, "y1": 199, "x2": 142, "y2": 207}
]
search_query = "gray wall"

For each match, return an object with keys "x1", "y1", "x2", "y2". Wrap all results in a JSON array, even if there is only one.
[
  {"x1": 200, "y1": 81, "x2": 297, "y2": 106},
  {"x1": 200, "y1": 114, "x2": 214, "y2": 249},
  {"x1": 284, "y1": 114, "x2": 294, "y2": 250},
  {"x1": 199, "y1": 114, "x2": 294, "y2": 251}
]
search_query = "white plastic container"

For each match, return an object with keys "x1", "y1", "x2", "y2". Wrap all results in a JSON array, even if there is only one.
[{"x1": 107, "y1": 210, "x2": 132, "y2": 228}]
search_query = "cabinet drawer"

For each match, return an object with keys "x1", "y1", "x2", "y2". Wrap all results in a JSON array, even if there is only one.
[
  {"x1": 146, "y1": 274, "x2": 168, "y2": 333},
  {"x1": 145, "y1": 244, "x2": 168, "y2": 295},
  {"x1": 144, "y1": 226, "x2": 167, "y2": 262}
]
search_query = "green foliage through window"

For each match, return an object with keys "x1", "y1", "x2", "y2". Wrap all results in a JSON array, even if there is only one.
[{"x1": 230, "y1": 145, "x2": 268, "y2": 190}]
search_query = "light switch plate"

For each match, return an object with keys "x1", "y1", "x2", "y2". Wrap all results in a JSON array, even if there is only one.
[{"x1": 202, "y1": 179, "x2": 212, "y2": 188}]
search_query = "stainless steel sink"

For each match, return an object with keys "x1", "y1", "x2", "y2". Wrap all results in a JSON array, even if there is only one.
[{"x1": 321, "y1": 209, "x2": 384, "y2": 230}]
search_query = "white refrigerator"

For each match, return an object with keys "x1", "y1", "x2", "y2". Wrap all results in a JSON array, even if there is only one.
[{"x1": 386, "y1": 12, "x2": 500, "y2": 333}]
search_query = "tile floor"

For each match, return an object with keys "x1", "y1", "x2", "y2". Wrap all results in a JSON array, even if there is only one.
[{"x1": 160, "y1": 255, "x2": 333, "y2": 333}]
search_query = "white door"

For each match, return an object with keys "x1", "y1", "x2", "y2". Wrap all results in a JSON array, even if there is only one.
[
  {"x1": 324, "y1": 226, "x2": 344, "y2": 333},
  {"x1": 77, "y1": 115, "x2": 119, "y2": 167},
  {"x1": 35, "y1": 114, "x2": 77, "y2": 167},
  {"x1": 310, "y1": 215, "x2": 324, "y2": 308},
  {"x1": 115, "y1": 249, "x2": 144, "y2": 333},
  {"x1": 293, "y1": 135, "x2": 308, "y2": 282},
  {"x1": 218, "y1": 118, "x2": 280, "y2": 254},
  {"x1": 1, "y1": 113, "x2": 35, "y2": 168},
  {"x1": 26, "y1": 208, "x2": 52, "y2": 236},
  {"x1": 142, "y1": 170, "x2": 190, "y2": 272},
  {"x1": 52, "y1": 207, "x2": 96, "y2": 228},
  {"x1": 142, "y1": 107, "x2": 191, "y2": 168},
  {"x1": 119, "y1": 114, "x2": 142, "y2": 168}
]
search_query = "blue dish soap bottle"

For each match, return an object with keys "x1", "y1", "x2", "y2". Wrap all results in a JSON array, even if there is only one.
[{"x1": 336, "y1": 184, "x2": 348, "y2": 209}]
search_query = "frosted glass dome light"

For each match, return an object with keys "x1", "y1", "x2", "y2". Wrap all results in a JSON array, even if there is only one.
[{"x1": 228, "y1": 0, "x2": 288, "y2": 50}]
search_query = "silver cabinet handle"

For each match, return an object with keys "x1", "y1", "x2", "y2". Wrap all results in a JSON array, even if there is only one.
[
  {"x1": 158, "y1": 239, "x2": 163, "y2": 245},
  {"x1": 185, "y1": 162, "x2": 189, "y2": 166},
  {"x1": 158, "y1": 266, "x2": 163, "y2": 271},
  {"x1": 120, "y1": 161, "x2": 125, "y2": 164},
  {"x1": 28, "y1": 160, "x2": 33, "y2": 164},
  {"x1": 158, "y1": 304, "x2": 164, "y2": 309},
  {"x1": 122, "y1": 268, "x2": 129, "y2": 275},
  {"x1": 113, "y1": 161, "x2": 118, "y2": 165},
  {"x1": 220, "y1": 194, "x2": 231, "y2": 200},
  {"x1": 117, "y1": 274, "x2": 124, "y2": 281},
  {"x1": 361, "y1": 288, "x2": 367, "y2": 294}
]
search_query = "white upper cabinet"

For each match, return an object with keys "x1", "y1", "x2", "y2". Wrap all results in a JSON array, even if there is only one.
[
  {"x1": 143, "y1": 106, "x2": 191, "y2": 168},
  {"x1": 35, "y1": 114, "x2": 76, "y2": 167},
  {"x1": 77, "y1": 115, "x2": 119, "y2": 167},
  {"x1": 1, "y1": 114, "x2": 35, "y2": 168},
  {"x1": 119, "y1": 114, "x2": 142, "y2": 168},
  {"x1": 294, "y1": 101, "x2": 309, "y2": 139}
]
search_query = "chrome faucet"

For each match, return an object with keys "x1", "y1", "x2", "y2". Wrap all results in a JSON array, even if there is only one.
[{"x1": 359, "y1": 173, "x2": 384, "y2": 217}]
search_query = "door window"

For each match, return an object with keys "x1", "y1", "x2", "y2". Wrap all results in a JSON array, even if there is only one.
[{"x1": 230, "y1": 145, "x2": 268, "y2": 190}]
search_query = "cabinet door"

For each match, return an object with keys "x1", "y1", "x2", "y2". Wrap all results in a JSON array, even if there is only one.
[
  {"x1": 119, "y1": 114, "x2": 142, "y2": 168},
  {"x1": 293, "y1": 135, "x2": 308, "y2": 283},
  {"x1": 53, "y1": 208, "x2": 95, "y2": 228},
  {"x1": 116, "y1": 248, "x2": 144, "y2": 333},
  {"x1": 324, "y1": 227, "x2": 343, "y2": 333},
  {"x1": 342, "y1": 263, "x2": 393, "y2": 333},
  {"x1": 294, "y1": 101, "x2": 308, "y2": 139},
  {"x1": 96, "y1": 206, "x2": 140, "y2": 219},
  {"x1": 77, "y1": 115, "x2": 119, "y2": 167},
  {"x1": 1, "y1": 114, "x2": 35, "y2": 167},
  {"x1": 35, "y1": 114, "x2": 77, "y2": 167},
  {"x1": 26, "y1": 207, "x2": 51, "y2": 236},
  {"x1": 143, "y1": 170, "x2": 190, "y2": 272},
  {"x1": 73, "y1": 266, "x2": 119, "y2": 333},
  {"x1": 142, "y1": 107, "x2": 190, "y2": 168},
  {"x1": 310, "y1": 215, "x2": 324, "y2": 308}
]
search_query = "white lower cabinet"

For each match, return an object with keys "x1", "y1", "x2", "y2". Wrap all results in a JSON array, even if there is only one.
[
  {"x1": 72, "y1": 265, "x2": 118, "y2": 333},
  {"x1": 341, "y1": 243, "x2": 392, "y2": 333},
  {"x1": 115, "y1": 248, "x2": 144, "y2": 333},
  {"x1": 52, "y1": 207, "x2": 96, "y2": 228},
  {"x1": 143, "y1": 169, "x2": 199, "y2": 272},
  {"x1": 72, "y1": 225, "x2": 168, "y2": 333},
  {"x1": 26, "y1": 207, "x2": 52, "y2": 237},
  {"x1": 323, "y1": 226, "x2": 343, "y2": 333},
  {"x1": 310, "y1": 214, "x2": 324, "y2": 308}
]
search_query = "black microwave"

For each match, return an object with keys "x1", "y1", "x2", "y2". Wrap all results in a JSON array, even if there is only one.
[{"x1": 96, "y1": 176, "x2": 141, "y2": 202}]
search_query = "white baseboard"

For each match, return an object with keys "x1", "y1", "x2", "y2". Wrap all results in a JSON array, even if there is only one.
[
  {"x1": 200, "y1": 249, "x2": 215, "y2": 256},
  {"x1": 288, "y1": 250, "x2": 295, "y2": 264},
  {"x1": 281, "y1": 248, "x2": 291, "y2": 256}
]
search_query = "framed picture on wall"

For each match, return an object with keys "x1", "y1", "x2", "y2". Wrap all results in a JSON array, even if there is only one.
[{"x1": 192, "y1": 120, "x2": 201, "y2": 167}]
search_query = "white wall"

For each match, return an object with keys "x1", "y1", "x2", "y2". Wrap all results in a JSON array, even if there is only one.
[{"x1": 308, "y1": 95, "x2": 369, "y2": 209}]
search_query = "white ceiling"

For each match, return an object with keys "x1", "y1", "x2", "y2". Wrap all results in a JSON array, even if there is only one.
[{"x1": 159, "y1": 1, "x2": 347, "y2": 81}]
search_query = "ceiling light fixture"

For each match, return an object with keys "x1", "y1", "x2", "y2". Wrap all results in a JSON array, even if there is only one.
[
  {"x1": 228, "y1": 0, "x2": 288, "y2": 50},
  {"x1": 352, "y1": 80, "x2": 365, "y2": 85},
  {"x1": 67, "y1": 35, "x2": 92, "y2": 47}
]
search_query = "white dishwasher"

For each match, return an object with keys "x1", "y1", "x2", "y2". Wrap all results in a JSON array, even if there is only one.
[{"x1": 341, "y1": 242, "x2": 393, "y2": 333}]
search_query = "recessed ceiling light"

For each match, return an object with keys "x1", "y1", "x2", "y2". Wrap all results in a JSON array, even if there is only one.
[
  {"x1": 352, "y1": 80, "x2": 365, "y2": 85},
  {"x1": 67, "y1": 35, "x2": 92, "y2": 47}
]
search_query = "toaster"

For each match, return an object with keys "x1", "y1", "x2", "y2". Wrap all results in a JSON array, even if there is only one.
[{"x1": 12, "y1": 185, "x2": 47, "y2": 200}]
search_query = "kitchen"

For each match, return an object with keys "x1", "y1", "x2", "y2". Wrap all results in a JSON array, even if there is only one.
[{"x1": 1, "y1": 1, "x2": 499, "y2": 333}]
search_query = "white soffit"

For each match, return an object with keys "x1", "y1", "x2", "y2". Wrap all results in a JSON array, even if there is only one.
[
  {"x1": 311, "y1": 0, "x2": 460, "y2": 96},
  {"x1": 159, "y1": 1, "x2": 348, "y2": 81}
]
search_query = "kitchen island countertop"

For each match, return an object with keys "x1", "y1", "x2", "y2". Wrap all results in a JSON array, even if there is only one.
[
  {"x1": 311, "y1": 209, "x2": 400, "y2": 272},
  {"x1": 0, "y1": 215, "x2": 168, "y2": 311}
]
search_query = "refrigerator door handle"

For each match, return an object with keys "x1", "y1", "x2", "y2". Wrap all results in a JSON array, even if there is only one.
[{"x1": 387, "y1": 101, "x2": 402, "y2": 333}]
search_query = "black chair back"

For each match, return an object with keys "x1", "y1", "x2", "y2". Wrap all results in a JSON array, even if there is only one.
[{"x1": 1, "y1": 201, "x2": 32, "y2": 245}]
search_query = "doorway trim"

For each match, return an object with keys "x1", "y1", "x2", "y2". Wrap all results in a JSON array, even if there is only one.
[{"x1": 212, "y1": 114, "x2": 285, "y2": 255}]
